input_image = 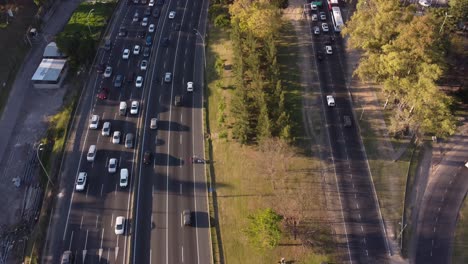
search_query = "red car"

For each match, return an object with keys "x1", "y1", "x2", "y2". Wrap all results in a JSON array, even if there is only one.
[{"x1": 97, "y1": 87, "x2": 109, "y2": 100}]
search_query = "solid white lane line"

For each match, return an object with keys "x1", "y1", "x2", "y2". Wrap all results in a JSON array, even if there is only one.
[
  {"x1": 96, "y1": 215, "x2": 99, "y2": 228},
  {"x1": 111, "y1": 213, "x2": 114, "y2": 227},
  {"x1": 434, "y1": 227, "x2": 436, "y2": 233},
  {"x1": 86, "y1": 185, "x2": 90, "y2": 199},
  {"x1": 180, "y1": 113, "x2": 183, "y2": 122},
  {"x1": 181, "y1": 246, "x2": 184, "y2": 262},
  {"x1": 80, "y1": 216, "x2": 84, "y2": 229},
  {"x1": 68, "y1": 231, "x2": 73, "y2": 250},
  {"x1": 150, "y1": 249, "x2": 152, "y2": 264},
  {"x1": 180, "y1": 135, "x2": 182, "y2": 145},
  {"x1": 180, "y1": 184, "x2": 182, "y2": 194},
  {"x1": 100, "y1": 228, "x2": 104, "y2": 249},
  {"x1": 361, "y1": 226, "x2": 364, "y2": 232},
  {"x1": 115, "y1": 183, "x2": 118, "y2": 196},
  {"x1": 159, "y1": 95, "x2": 162, "y2": 103},
  {"x1": 358, "y1": 214, "x2": 361, "y2": 220},
  {"x1": 356, "y1": 203, "x2": 359, "y2": 209},
  {"x1": 100, "y1": 184, "x2": 104, "y2": 197}
]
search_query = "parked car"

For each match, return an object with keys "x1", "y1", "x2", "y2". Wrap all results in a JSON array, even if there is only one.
[
  {"x1": 108, "y1": 158, "x2": 118, "y2": 173},
  {"x1": 319, "y1": 11, "x2": 326, "y2": 21},
  {"x1": 120, "y1": 169, "x2": 129, "y2": 187},
  {"x1": 130, "y1": 100, "x2": 139, "y2": 114},
  {"x1": 112, "y1": 131, "x2": 121, "y2": 144},
  {"x1": 114, "y1": 216, "x2": 125, "y2": 235},
  {"x1": 325, "y1": 45, "x2": 332, "y2": 54},
  {"x1": 125, "y1": 133, "x2": 134, "y2": 148},
  {"x1": 152, "y1": 8, "x2": 160, "y2": 18},
  {"x1": 101, "y1": 122, "x2": 111, "y2": 136}
]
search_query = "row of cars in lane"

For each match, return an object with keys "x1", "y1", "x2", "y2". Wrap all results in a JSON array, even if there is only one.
[{"x1": 310, "y1": 4, "x2": 333, "y2": 58}]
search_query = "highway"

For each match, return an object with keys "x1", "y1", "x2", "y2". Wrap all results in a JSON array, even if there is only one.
[
  {"x1": 42, "y1": 0, "x2": 211, "y2": 263},
  {"x1": 306, "y1": 2, "x2": 390, "y2": 263}
]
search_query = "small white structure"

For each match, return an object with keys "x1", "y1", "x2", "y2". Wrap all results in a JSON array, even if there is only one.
[
  {"x1": 42, "y1": 42, "x2": 66, "y2": 58},
  {"x1": 31, "y1": 58, "x2": 68, "y2": 89}
]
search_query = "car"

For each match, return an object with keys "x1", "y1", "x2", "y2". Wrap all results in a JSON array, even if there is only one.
[
  {"x1": 137, "y1": 30, "x2": 146, "y2": 38},
  {"x1": 125, "y1": 133, "x2": 134, "y2": 148},
  {"x1": 120, "y1": 168, "x2": 129, "y2": 187},
  {"x1": 114, "y1": 74, "x2": 123, "y2": 88},
  {"x1": 112, "y1": 131, "x2": 121, "y2": 144},
  {"x1": 168, "y1": 11, "x2": 176, "y2": 19},
  {"x1": 187, "y1": 82, "x2": 193, "y2": 92},
  {"x1": 174, "y1": 95, "x2": 182, "y2": 106},
  {"x1": 144, "y1": 7, "x2": 151, "y2": 16},
  {"x1": 174, "y1": 23, "x2": 180, "y2": 31},
  {"x1": 108, "y1": 158, "x2": 118, "y2": 173},
  {"x1": 103, "y1": 66, "x2": 112, "y2": 78},
  {"x1": 145, "y1": 35, "x2": 152, "y2": 46},
  {"x1": 418, "y1": 0, "x2": 431, "y2": 7},
  {"x1": 127, "y1": 72, "x2": 135, "y2": 83},
  {"x1": 152, "y1": 8, "x2": 160, "y2": 18},
  {"x1": 325, "y1": 45, "x2": 332, "y2": 54},
  {"x1": 122, "y1": 49, "x2": 130, "y2": 59},
  {"x1": 133, "y1": 11, "x2": 139, "y2": 22},
  {"x1": 75, "y1": 172, "x2": 87, "y2": 191},
  {"x1": 164, "y1": 72, "x2": 172, "y2": 83},
  {"x1": 319, "y1": 11, "x2": 326, "y2": 21},
  {"x1": 322, "y1": 23, "x2": 329, "y2": 32},
  {"x1": 118, "y1": 27, "x2": 127, "y2": 37},
  {"x1": 97, "y1": 87, "x2": 109, "y2": 100},
  {"x1": 133, "y1": 45, "x2": 141, "y2": 55},
  {"x1": 114, "y1": 216, "x2": 125, "y2": 235},
  {"x1": 326, "y1": 95, "x2": 335, "y2": 107},
  {"x1": 343, "y1": 115, "x2": 352, "y2": 127},
  {"x1": 149, "y1": 0, "x2": 154, "y2": 6},
  {"x1": 141, "y1": 0, "x2": 147, "y2": 4},
  {"x1": 136, "y1": 76, "x2": 143, "y2": 87},
  {"x1": 101, "y1": 122, "x2": 111, "y2": 136},
  {"x1": 141, "y1": 17, "x2": 149, "y2": 27},
  {"x1": 311, "y1": 13, "x2": 318, "y2": 21},
  {"x1": 143, "y1": 151, "x2": 152, "y2": 164},
  {"x1": 61, "y1": 251, "x2": 73, "y2": 264},
  {"x1": 162, "y1": 37, "x2": 170, "y2": 47},
  {"x1": 150, "y1": 118, "x2": 158, "y2": 129},
  {"x1": 130, "y1": 100, "x2": 139, "y2": 114},
  {"x1": 182, "y1": 210, "x2": 191, "y2": 226},
  {"x1": 140, "y1": 60, "x2": 148, "y2": 71},
  {"x1": 143, "y1": 47, "x2": 150, "y2": 57},
  {"x1": 96, "y1": 63, "x2": 105, "y2": 73},
  {"x1": 148, "y1": 24, "x2": 155, "y2": 32},
  {"x1": 156, "y1": 0, "x2": 164, "y2": 5},
  {"x1": 89, "y1": 115, "x2": 99, "y2": 129},
  {"x1": 87, "y1": 145, "x2": 97, "y2": 162},
  {"x1": 313, "y1": 26, "x2": 320, "y2": 35},
  {"x1": 317, "y1": 51, "x2": 324, "y2": 61},
  {"x1": 310, "y1": 3, "x2": 317, "y2": 10}
]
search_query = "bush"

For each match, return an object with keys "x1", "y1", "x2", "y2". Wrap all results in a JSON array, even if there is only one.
[{"x1": 214, "y1": 14, "x2": 230, "y2": 28}]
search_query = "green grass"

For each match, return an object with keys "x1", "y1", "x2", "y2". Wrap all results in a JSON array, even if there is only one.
[
  {"x1": 452, "y1": 198, "x2": 468, "y2": 263},
  {"x1": 205, "y1": 21, "x2": 332, "y2": 263}
]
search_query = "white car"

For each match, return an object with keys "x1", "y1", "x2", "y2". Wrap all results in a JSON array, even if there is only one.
[
  {"x1": 75, "y1": 172, "x2": 87, "y2": 191},
  {"x1": 133, "y1": 45, "x2": 141, "y2": 55},
  {"x1": 325, "y1": 45, "x2": 332, "y2": 54},
  {"x1": 322, "y1": 23, "x2": 329, "y2": 32},
  {"x1": 140, "y1": 60, "x2": 148, "y2": 71},
  {"x1": 120, "y1": 168, "x2": 129, "y2": 187},
  {"x1": 164, "y1": 72, "x2": 172, "y2": 83},
  {"x1": 87, "y1": 145, "x2": 97, "y2": 162},
  {"x1": 319, "y1": 12, "x2": 326, "y2": 21},
  {"x1": 149, "y1": 0, "x2": 154, "y2": 6},
  {"x1": 187, "y1": 82, "x2": 193, "y2": 92},
  {"x1": 168, "y1": 11, "x2": 176, "y2": 19},
  {"x1": 311, "y1": 3, "x2": 317, "y2": 10},
  {"x1": 326, "y1": 95, "x2": 335, "y2": 107},
  {"x1": 314, "y1": 26, "x2": 320, "y2": 35},
  {"x1": 419, "y1": 0, "x2": 431, "y2": 7},
  {"x1": 141, "y1": 17, "x2": 148, "y2": 27},
  {"x1": 112, "y1": 131, "x2": 121, "y2": 144},
  {"x1": 108, "y1": 158, "x2": 118, "y2": 173},
  {"x1": 136, "y1": 76, "x2": 143, "y2": 87},
  {"x1": 130, "y1": 101, "x2": 139, "y2": 114},
  {"x1": 89, "y1": 115, "x2": 99, "y2": 129},
  {"x1": 148, "y1": 24, "x2": 155, "y2": 32},
  {"x1": 103, "y1": 66, "x2": 112, "y2": 78},
  {"x1": 122, "y1": 49, "x2": 130, "y2": 59},
  {"x1": 101, "y1": 121, "x2": 111, "y2": 136},
  {"x1": 311, "y1": 14, "x2": 318, "y2": 21},
  {"x1": 114, "y1": 216, "x2": 125, "y2": 235}
]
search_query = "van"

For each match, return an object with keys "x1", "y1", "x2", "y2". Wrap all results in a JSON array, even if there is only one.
[
  {"x1": 119, "y1": 101, "x2": 127, "y2": 116},
  {"x1": 104, "y1": 39, "x2": 111, "y2": 51},
  {"x1": 87, "y1": 145, "x2": 97, "y2": 162}
]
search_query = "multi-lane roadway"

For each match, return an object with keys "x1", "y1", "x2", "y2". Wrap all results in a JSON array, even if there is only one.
[{"x1": 43, "y1": 0, "x2": 211, "y2": 263}]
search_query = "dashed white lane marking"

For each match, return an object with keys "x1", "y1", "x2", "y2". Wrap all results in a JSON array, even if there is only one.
[
  {"x1": 441, "y1": 197, "x2": 444, "y2": 202},
  {"x1": 68, "y1": 231, "x2": 74, "y2": 250},
  {"x1": 354, "y1": 193, "x2": 357, "y2": 198},
  {"x1": 433, "y1": 227, "x2": 436, "y2": 233},
  {"x1": 438, "y1": 207, "x2": 441, "y2": 212},
  {"x1": 352, "y1": 183, "x2": 355, "y2": 189},
  {"x1": 180, "y1": 135, "x2": 182, "y2": 145},
  {"x1": 435, "y1": 217, "x2": 438, "y2": 223},
  {"x1": 111, "y1": 213, "x2": 114, "y2": 228},
  {"x1": 180, "y1": 184, "x2": 182, "y2": 194},
  {"x1": 358, "y1": 214, "x2": 361, "y2": 220},
  {"x1": 80, "y1": 216, "x2": 84, "y2": 229},
  {"x1": 365, "y1": 250, "x2": 369, "y2": 256},
  {"x1": 100, "y1": 184, "x2": 104, "y2": 197},
  {"x1": 96, "y1": 215, "x2": 99, "y2": 228},
  {"x1": 361, "y1": 225, "x2": 364, "y2": 232},
  {"x1": 432, "y1": 239, "x2": 434, "y2": 246},
  {"x1": 449, "y1": 180, "x2": 453, "y2": 184},
  {"x1": 356, "y1": 203, "x2": 359, "y2": 209},
  {"x1": 181, "y1": 246, "x2": 184, "y2": 262}
]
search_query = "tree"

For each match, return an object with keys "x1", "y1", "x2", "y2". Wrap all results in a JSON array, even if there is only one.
[{"x1": 244, "y1": 208, "x2": 283, "y2": 249}]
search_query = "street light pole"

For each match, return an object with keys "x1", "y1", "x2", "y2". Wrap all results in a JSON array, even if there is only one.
[
  {"x1": 439, "y1": 12, "x2": 452, "y2": 34},
  {"x1": 193, "y1": 28, "x2": 207, "y2": 69},
  {"x1": 36, "y1": 143, "x2": 54, "y2": 187},
  {"x1": 86, "y1": 9, "x2": 95, "y2": 35}
]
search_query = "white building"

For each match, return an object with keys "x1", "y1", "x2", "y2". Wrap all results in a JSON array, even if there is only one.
[{"x1": 31, "y1": 58, "x2": 68, "y2": 89}]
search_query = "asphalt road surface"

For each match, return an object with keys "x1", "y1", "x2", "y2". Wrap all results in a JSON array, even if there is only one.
[
  {"x1": 42, "y1": 0, "x2": 211, "y2": 263},
  {"x1": 306, "y1": 3, "x2": 390, "y2": 263}
]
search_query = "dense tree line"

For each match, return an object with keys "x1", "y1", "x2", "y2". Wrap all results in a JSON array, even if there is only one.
[
  {"x1": 342, "y1": 0, "x2": 459, "y2": 138},
  {"x1": 228, "y1": 0, "x2": 291, "y2": 144}
]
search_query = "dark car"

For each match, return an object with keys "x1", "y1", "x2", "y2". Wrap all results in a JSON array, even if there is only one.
[
  {"x1": 317, "y1": 51, "x2": 324, "y2": 61},
  {"x1": 141, "y1": 0, "x2": 147, "y2": 4},
  {"x1": 174, "y1": 23, "x2": 181, "y2": 31},
  {"x1": 133, "y1": 0, "x2": 139, "y2": 3},
  {"x1": 144, "y1": 7, "x2": 152, "y2": 16},
  {"x1": 118, "y1": 27, "x2": 127, "y2": 37},
  {"x1": 174, "y1": 95, "x2": 182, "y2": 106},
  {"x1": 156, "y1": 0, "x2": 164, "y2": 6},
  {"x1": 137, "y1": 30, "x2": 146, "y2": 38},
  {"x1": 143, "y1": 47, "x2": 150, "y2": 57},
  {"x1": 96, "y1": 63, "x2": 105, "y2": 73},
  {"x1": 143, "y1": 151, "x2": 152, "y2": 164},
  {"x1": 145, "y1": 35, "x2": 152, "y2": 46},
  {"x1": 162, "y1": 37, "x2": 169, "y2": 47},
  {"x1": 97, "y1": 87, "x2": 109, "y2": 100},
  {"x1": 152, "y1": 8, "x2": 160, "y2": 18},
  {"x1": 114, "y1": 75, "x2": 123, "y2": 88},
  {"x1": 126, "y1": 72, "x2": 135, "y2": 83}
]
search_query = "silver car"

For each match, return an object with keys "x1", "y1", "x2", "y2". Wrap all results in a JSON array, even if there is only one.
[
  {"x1": 164, "y1": 72, "x2": 172, "y2": 83},
  {"x1": 125, "y1": 133, "x2": 134, "y2": 148}
]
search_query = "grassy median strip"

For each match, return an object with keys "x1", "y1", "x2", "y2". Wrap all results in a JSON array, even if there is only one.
[{"x1": 205, "y1": 21, "x2": 333, "y2": 263}]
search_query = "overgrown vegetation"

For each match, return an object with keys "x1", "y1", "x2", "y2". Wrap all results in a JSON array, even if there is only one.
[
  {"x1": 244, "y1": 208, "x2": 283, "y2": 249},
  {"x1": 342, "y1": 0, "x2": 464, "y2": 138},
  {"x1": 56, "y1": 1, "x2": 116, "y2": 68}
]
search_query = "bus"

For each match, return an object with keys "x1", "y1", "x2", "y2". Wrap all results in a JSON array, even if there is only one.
[{"x1": 331, "y1": 6, "x2": 344, "y2": 32}]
